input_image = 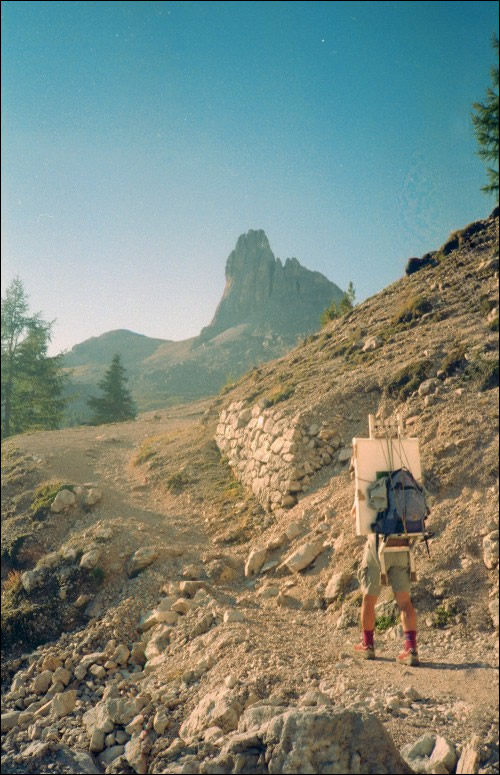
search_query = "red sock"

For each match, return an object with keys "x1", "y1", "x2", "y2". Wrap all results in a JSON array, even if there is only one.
[
  {"x1": 362, "y1": 629, "x2": 374, "y2": 647},
  {"x1": 404, "y1": 630, "x2": 417, "y2": 650}
]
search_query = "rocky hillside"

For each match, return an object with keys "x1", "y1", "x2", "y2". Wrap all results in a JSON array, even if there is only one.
[
  {"x1": 0, "y1": 209, "x2": 498, "y2": 775},
  {"x1": 62, "y1": 232, "x2": 344, "y2": 425}
]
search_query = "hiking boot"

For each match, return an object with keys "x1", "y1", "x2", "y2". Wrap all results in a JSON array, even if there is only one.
[
  {"x1": 396, "y1": 647, "x2": 419, "y2": 666},
  {"x1": 354, "y1": 642, "x2": 375, "y2": 660}
]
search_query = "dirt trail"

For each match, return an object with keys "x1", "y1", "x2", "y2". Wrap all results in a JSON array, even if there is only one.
[
  {"x1": 10, "y1": 402, "x2": 213, "y2": 558},
  {"x1": 2, "y1": 400, "x2": 498, "y2": 770}
]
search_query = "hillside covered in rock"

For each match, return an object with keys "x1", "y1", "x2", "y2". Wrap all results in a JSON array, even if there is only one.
[
  {"x1": 1, "y1": 208, "x2": 499, "y2": 775},
  {"x1": 62, "y1": 232, "x2": 344, "y2": 425}
]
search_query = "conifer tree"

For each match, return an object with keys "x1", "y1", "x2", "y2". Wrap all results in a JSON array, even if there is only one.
[
  {"x1": 87, "y1": 353, "x2": 137, "y2": 425},
  {"x1": 471, "y1": 35, "x2": 499, "y2": 200},
  {"x1": 321, "y1": 282, "x2": 356, "y2": 327},
  {"x1": 1, "y1": 277, "x2": 68, "y2": 438}
]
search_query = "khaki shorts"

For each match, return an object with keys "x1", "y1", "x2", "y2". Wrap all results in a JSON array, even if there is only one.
[{"x1": 357, "y1": 535, "x2": 411, "y2": 597}]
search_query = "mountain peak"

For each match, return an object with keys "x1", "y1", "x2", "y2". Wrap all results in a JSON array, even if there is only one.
[{"x1": 198, "y1": 230, "x2": 344, "y2": 343}]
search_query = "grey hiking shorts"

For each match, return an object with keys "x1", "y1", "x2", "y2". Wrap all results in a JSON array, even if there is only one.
[{"x1": 357, "y1": 535, "x2": 411, "y2": 597}]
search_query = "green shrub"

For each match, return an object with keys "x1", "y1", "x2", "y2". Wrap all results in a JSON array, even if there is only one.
[
  {"x1": 479, "y1": 294, "x2": 497, "y2": 316},
  {"x1": 91, "y1": 567, "x2": 105, "y2": 585},
  {"x1": 29, "y1": 482, "x2": 69, "y2": 520},
  {"x1": 440, "y1": 346, "x2": 467, "y2": 377},
  {"x1": 386, "y1": 359, "x2": 433, "y2": 400},
  {"x1": 321, "y1": 285, "x2": 356, "y2": 327},
  {"x1": 166, "y1": 471, "x2": 192, "y2": 493},
  {"x1": 1, "y1": 534, "x2": 29, "y2": 567},
  {"x1": 223, "y1": 479, "x2": 245, "y2": 499},
  {"x1": 391, "y1": 296, "x2": 433, "y2": 327},
  {"x1": 266, "y1": 384, "x2": 295, "y2": 406},
  {"x1": 431, "y1": 605, "x2": 456, "y2": 628},
  {"x1": 375, "y1": 612, "x2": 398, "y2": 632},
  {"x1": 465, "y1": 358, "x2": 499, "y2": 391},
  {"x1": 489, "y1": 315, "x2": 499, "y2": 332},
  {"x1": 133, "y1": 442, "x2": 158, "y2": 466}
]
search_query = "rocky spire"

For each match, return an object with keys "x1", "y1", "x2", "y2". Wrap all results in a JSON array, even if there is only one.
[{"x1": 197, "y1": 230, "x2": 344, "y2": 344}]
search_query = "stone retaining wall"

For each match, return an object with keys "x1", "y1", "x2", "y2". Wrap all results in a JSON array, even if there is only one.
[{"x1": 215, "y1": 401, "x2": 351, "y2": 512}]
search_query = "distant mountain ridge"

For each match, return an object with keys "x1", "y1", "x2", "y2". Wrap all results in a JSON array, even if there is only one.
[{"x1": 62, "y1": 231, "x2": 344, "y2": 424}]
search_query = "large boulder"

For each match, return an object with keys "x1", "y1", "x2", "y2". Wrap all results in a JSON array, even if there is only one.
[
  {"x1": 261, "y1": 708, "x2": 414, "y2": 774},
  {"x1": 200, "y1": 707, "x2": 413, "y2": 774}
]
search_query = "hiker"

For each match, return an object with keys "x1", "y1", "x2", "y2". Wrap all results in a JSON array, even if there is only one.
[{"x1": 352, "y1": 502, "x2": 419, "y2": 665}]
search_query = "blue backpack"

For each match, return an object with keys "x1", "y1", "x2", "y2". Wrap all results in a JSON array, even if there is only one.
[{"x1": 371, "y1": 468, "x2": 429, "y2": 536}]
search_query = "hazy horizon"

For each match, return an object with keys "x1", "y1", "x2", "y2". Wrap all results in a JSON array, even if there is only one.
[{"x1": 2, "y1": 0, "x2": 499, "y2": 355}]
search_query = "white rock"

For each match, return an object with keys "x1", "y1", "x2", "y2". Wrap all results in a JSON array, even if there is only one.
[
  {"x1": 324, "y1": 572, "x2": 350, "y2": 603},
  {"x1": 51, "y1": 690, "x2": 77, "y2": 718},
  {"x1": 338, "y1": 447, "x2": 353, "y2": 463},
  {"x1": 430, "y1": 736, "x2": 457, "y2": 772},
  {"x1": 298, "y1": 691, "x2": 332, "y2": 707},
  {"x1": 483, "y1": 531, "x2": 499, "y2": 569},
  {"x1": 156, "y1": 609, "x2": 179, "y2": 626},
  {"x1": 488, "y1": 594, "x2": 499, "y2": 629},
  {"x1": 33, "y1": 671, "x2": 53, "y2": 695},
  {"x1": 80, "y1": 549, "x2": 101, "y2": 569},
  {"x1": 85, "y1": 488, "x2": 102, "y2": 506},
  {"x1": 89, "y1": 729, "x2": 105, "y2": 752},
  {"x1": 418, "y1": 379, "x2": 438, "y2": 396},
  {"x1": 50, "y1": 489, "x2": 76, "y2": 512},
  {"x1": 245, "y1": 548, "x2": 267, "y2": 577},
  {"x1": 125, "y1": 736, "x2": 148, "y2": 775},
  {"x1": 111, "y1": 644, "x2": 130, "y2": 665},
  {"x1": 1, "y1": 711, "x2": 20, "y2": 732},
  {"x1": 153, "y1": 710, "x2": 169, "y2": 735},
  {"x1": 52, "y1": 667, "x2": 71, "y2": 686},
  {"x1": 402, "y1": 734, "x2": 436, "y2": 760},
  {"x1": 99, "y1": 745, "x2": 125, "y2": 767},
  {"x1": 456, "y1": 736, "x2": 481, "y2": 774},
  {"x1": 285, "y1": 522, "x2": 302, "y2": 540},
  {"x1": 172, "y1": 599, "x2": 195, "y2": 615},
  {"x1": 284, "y1": 539, "x2": 324, "y2": 573},
  {"x1": 223, "y1": 610, "x2": 244, "y2": 624},
  {"x1": 362, "y1": 336, "x2": 383, "y2": 352},
  {"x1": 90, "y1": 664, "x2": 106, "y2": 679},
  {"x1": 21, "y1": 568, "x2": 45, "y2": 593},
  {"x1": 124, "y1": 714, "x2": 144, "y2": 735},
  {"x1": 128, "y1": 547, "x2": 159, "y2": 576},
  {"x1": 157, "y1": 596, "x2": 177, "y2": 611}
]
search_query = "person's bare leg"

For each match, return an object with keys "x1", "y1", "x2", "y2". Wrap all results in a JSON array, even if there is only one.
[
  {"x1": 361, "y1": 594, "x2": 378, "y2": 631},
  {"x1": 354, "y1": 594, "x2": 379, "y2": 658},
  {"x1": 394, "y1": 590, "x2": 417, "y2": 632},
  {"x1": 395, "y1": 590, "x2": 419, "y2": 664}
]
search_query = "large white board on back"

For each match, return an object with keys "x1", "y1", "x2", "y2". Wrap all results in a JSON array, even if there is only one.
[{"x1": 352, "y1": 437, "x2": 422, "y2": 535}]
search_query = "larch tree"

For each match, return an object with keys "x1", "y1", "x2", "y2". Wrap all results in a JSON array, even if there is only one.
[
  {"x1": 472, "y1": 35, "x2": 499, "y2": 200},
  {"x1": 1, "y1": 277, "x2": 68, "y2": 438}
]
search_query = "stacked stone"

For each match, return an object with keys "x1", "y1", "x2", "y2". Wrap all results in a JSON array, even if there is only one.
[{"x1": 215, "y1": 401, "x2": 343, "y2": 511}]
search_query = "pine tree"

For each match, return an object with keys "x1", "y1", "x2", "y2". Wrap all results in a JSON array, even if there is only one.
[
  {"x1": 1, "y1": 277, "x2": 68, "y2": 438},
  {"x1": 87, "y1": 353, "x2": 137, "y2": 425},
  {"x1": 471, "y1": 35, "x2": 499, "y2": 200},
  {"x1": 321, "y1": 282, "x2": 356, "y2": 326}
]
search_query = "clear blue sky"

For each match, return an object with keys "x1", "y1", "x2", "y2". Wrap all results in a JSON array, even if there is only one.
[{"x1": 2, "y1": 1, "x2": 498, "y2": 354}]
